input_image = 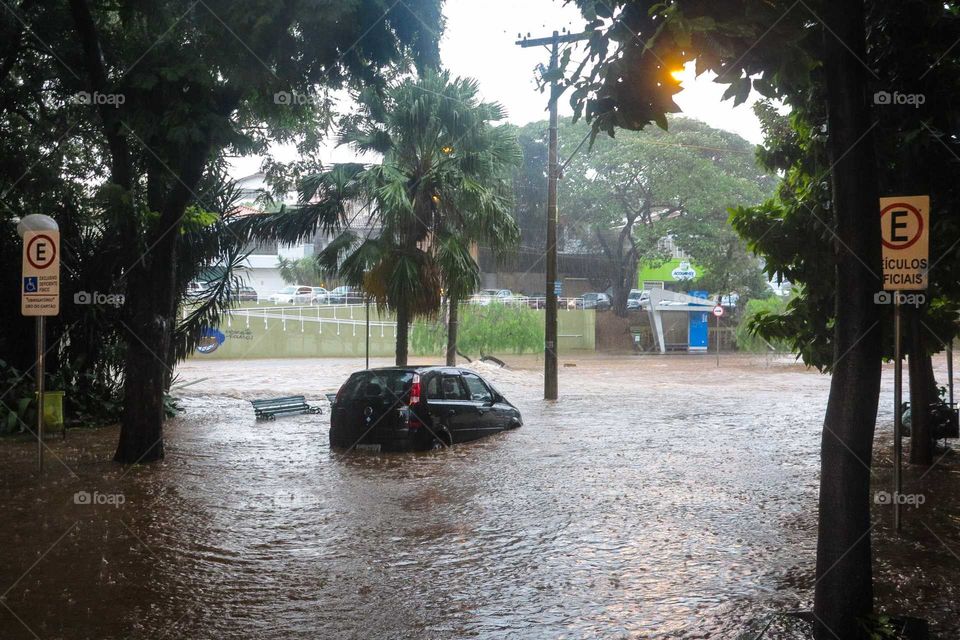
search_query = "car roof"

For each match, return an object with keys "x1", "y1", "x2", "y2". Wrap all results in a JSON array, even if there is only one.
[{"x1": 365, "y1": 365, "x2": 474, "y2": 375}]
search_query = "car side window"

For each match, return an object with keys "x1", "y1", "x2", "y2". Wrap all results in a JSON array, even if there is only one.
[
  {"x1": 441, "y1": 375, "x2": 467, "y2": 401},
  {"x1": 461, "y1": 373, "x2": 492, "y2": 403},
  {"x1": 426, "y1": 375, "x2": 441, "y2": 400}
]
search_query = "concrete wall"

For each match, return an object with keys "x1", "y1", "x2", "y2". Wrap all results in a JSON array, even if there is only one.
[{"x1": 190, "y1": 306, "x2": 595, "y2": 360}]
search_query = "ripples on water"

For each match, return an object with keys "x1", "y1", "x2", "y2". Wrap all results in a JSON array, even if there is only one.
[{"x1": 0, "y1": 356, "x2": 954, "y2": 638}]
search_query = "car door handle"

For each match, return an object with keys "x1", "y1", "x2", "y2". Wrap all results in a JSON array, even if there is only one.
[
  {"x1": 476, "y1": 408, "x2": 488, "y2": 415},
  {"x1": 447, "y1": 409, "x2": 456, "y2": 417}
]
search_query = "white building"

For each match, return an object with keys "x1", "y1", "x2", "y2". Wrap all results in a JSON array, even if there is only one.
[{"x1": 233, "y1": 172, "x2": 377, "y2": 296}]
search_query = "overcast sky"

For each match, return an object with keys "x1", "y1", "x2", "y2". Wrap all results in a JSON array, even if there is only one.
[{"x1": 228, "y1": 0, "x2": 764, "y2": 178}]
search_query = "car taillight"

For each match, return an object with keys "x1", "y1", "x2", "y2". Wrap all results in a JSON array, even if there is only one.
[{"x1": 409, "y1": 373, "x2": 421, "y2": 406}]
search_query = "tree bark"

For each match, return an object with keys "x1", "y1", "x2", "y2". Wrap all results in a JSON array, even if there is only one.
[
  {"x1": 114, "y1": 228, "x2": 178, "y2": 463},
  {"x1": 446, "y1": 296, "x2": 459, "y2": 366},
  {"x1": 395, "y1": 301, "x2": 410, "y2": 366},
  {"x1": 813, "y1": 2, "x2": 883, "y2": 639},
  {"x1": 908, "y1": 312, "x2": 937, "y2": 464},
  {"x1": 113, "y1": 138, "x2": 212, "y2": 463}
]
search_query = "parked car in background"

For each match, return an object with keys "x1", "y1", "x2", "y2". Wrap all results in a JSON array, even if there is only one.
[
  {"x1": 329, "y1": 366, "x2": 522, "y2": 452},
  {"x1": 232, "y1": 285, "x2": 259, "y2": 302},
  {"x1": 578, "y1": 292, "x2": 612, "y2": 310},
  {"x1": 526, "y1": 292, "x2": 546, "y2": 309},
  {"x1": 269, "y1": 285, "x2": 313, "y2": 304},
  {"x1": 327, "y1": 285, "x2": 363, "y2": 305},
  {"x1": 473, "y1": 288, "x2": 514, "y2": 306},
  {"x1": 627, "y1": 289, "x2": 649, "y2": 310},
  {"x1": 310, "y1": 287, "x2": 329, "y2": 304},
  {"x1": 719, "y1": 293, "x2": 740, "y2": 308},
  {"x1": 186, "y1": 280, "x2": 209, "y2": 299}
]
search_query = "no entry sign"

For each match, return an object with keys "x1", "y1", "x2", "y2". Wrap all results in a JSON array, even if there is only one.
[
  {"x1": 880, "y1": 195, "x2": 929, "y2": 291},
  {"x1": 21, "y1": 230, "x2": 60, "y2": 315},
  {"x1": 712, "y1": 305, "x2": 724, "y2": 318}
]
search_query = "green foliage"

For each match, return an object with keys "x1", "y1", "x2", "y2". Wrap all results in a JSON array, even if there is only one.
[
  {"x1": 278, "y1": 257, "x2": 325, "y2": 287},
  {"x1": 857, "y1": 614, "x2": 899, "y2": 640},
  {"x1": 734, "y1": 296, "x2": 793, "y2": 353},
  {"x1": 248, "y1": 71, "x2": 521, "y2": 360},
  {"x1": 512, "y1": 116, "x2": 774, "y2": 313},
  {"x1": 411, "y1": 305, "x2": 544, "y2": 356},
  {"x1": 0, "y1": 357, "x2": 123, "y2": 435},
  {"x1": 0, "y1": 0, "x2": 442, "y2": 456},
  {"x1": 0, "y1": 361, "x2": 35, "y2": 434}
]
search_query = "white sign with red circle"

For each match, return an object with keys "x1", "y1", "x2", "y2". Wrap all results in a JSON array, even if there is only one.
[
  {"x1": 21, "y1": 230, "x2": 60, "y2": 316},
  {"x1": 880, "y1": 195, "x2": 929, "y2": 291},
  {"x1": 712, "y1": 305, "x2": 724, "y2": 318}
]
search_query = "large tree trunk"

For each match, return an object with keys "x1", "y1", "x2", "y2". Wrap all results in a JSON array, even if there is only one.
[
  {"x1": 114, "y1": 142, "x2": 211, "y2": 464},
  {"x1": 114, "y1": 229, "x2": 178, "y2": 463},
  {"x1": 446, "y1": 296, "x2": 459, "y2": 366},
  {"x1": 908, "y1": 312, "x2": 937, "y2": 464},
  {"x1": 395, "y1": 301, "x2": 410, "y2": 366},
  {"x1": 813, "y1": 1, "x2": 883, "y2": 638}
]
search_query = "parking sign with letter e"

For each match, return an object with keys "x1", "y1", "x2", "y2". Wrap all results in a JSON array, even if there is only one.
[
  {"x1": 21, "y1": 230, "x2": 60, "y2": 316},
  {"x1": 880, "y1": 195, "x2": 929, "y2": 291}
]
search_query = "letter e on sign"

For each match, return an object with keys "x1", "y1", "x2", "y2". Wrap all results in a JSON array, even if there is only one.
[
  {"x1": 21, "y1": 230, "x2": 60, "y2": 316},
  {"x1": 880, "y1": 195, "x2": 929, "y2": 291}
]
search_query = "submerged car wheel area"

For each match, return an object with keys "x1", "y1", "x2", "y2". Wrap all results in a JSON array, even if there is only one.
[{"x1": 329, "y1": 367, "x2": 522, "y2": 452}]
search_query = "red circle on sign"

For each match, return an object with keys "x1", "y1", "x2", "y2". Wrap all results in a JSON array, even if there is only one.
[
  {"x1": 880, "y1": 202, "x2": 924, "y2": 250},
  {"x1": 713, "y1": 305, "x2": 724, "y2": 317},
  {"x1": 26, "y1": 234, "x2": 56, "y2": 269}
]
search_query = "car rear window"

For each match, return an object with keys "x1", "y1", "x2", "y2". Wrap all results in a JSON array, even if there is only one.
[{"x1": 341, "y1": 370, "x2": 414, "y2": 402}]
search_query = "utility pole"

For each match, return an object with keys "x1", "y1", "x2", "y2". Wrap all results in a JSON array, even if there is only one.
[{"x1": 517, "y1": 29, "x2": 591, "y2": 401}]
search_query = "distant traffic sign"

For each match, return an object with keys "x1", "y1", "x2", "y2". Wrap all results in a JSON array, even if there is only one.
[
  {"x1": 712, "y1": 305, "x2": 724, "y2": 318},
  {"x1": 880, "y1": 195, "x2": 929, "y2": 291},
  {"x1": 21, "y1": 230, "x2": 60, "y2": 316}
]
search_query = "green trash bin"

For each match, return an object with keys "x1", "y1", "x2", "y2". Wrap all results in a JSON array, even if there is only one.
[{"x1": 36, "y1": 391, "x2": 65, "y2": 434}]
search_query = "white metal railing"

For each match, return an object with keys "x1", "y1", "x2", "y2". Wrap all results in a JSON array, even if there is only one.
[
  {"x1": 223, "y1": 305, "x2": 398, "y2": 338},
  {"x1": 466, "y1": 294, "x2": 589, "y2": 309}
]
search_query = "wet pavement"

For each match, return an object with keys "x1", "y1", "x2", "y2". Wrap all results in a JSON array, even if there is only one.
[{"x1": 0, "y1": 354, "x2": 957, "y2": 639}]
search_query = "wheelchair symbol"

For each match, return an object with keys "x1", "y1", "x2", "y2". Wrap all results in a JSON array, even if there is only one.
[{"x1": 23, "y1": 277, "x2": 38, "y2": 293}]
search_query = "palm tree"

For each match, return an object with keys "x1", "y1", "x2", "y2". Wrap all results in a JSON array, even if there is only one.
[{"x1": 261, "y1": 71, "x2": 520, "y2": 365}]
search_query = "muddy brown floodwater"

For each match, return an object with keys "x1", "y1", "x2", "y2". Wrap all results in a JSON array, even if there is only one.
[{"x1": 1, "y1": 354, "x2": 958, "y2": 639}]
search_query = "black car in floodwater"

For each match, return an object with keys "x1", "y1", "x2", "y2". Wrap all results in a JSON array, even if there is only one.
[{"x1": 329, "y1": 367, "x2": 522, "y2": 451}]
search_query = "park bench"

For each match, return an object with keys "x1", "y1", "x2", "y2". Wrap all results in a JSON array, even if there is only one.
[{"x1": 251, "y1": 395, "x2": 321, "y2": 421}]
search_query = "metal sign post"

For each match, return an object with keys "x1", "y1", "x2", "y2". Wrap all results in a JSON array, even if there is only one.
[
  {"x1": 880, "y1": 195, "x2": 930, "y2": 532},
  {"x1": 893, "y1": 292, "x2": 903, "y2": 531},
  {"x1": 712, "y1": 304, "x2": 724, "y2": 367},
  {"x1": 17, "y1": 215, "x2": 61, "y2": 474},
  {"x1": 948, "y1": 341, "x2": 954, "y2": 408}
]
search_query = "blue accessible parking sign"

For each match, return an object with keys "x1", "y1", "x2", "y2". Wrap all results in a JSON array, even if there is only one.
[{"x1": 23, "y1": 276, "x2": 38, "y2": 293}]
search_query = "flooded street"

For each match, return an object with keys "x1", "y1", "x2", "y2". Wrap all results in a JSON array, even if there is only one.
[{"x1": 1, "y1": 354, "x2": 957, "y2": 639}]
